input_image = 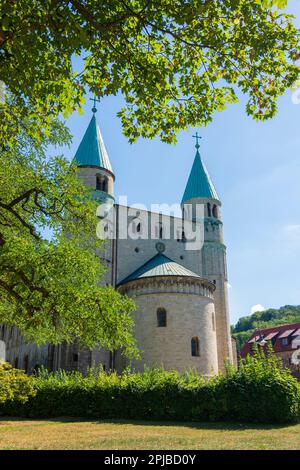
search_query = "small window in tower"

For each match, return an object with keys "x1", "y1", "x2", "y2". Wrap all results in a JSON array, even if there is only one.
[
  {"x1": 157, "y1": 308, "x2": 167, "y2": 327},
  {"x1": 212, "y1": 205, "x2": 218, "y2": 218},
  {"x1": 191, "y1": 337, "x2": 200, "y2": 357},
  {"x1": 207, "y1": 203, "x2": 211, "y2": 217},
  {"x1": 159, "y1": 225, "x2": 163, "y2": 239},
  {"x1": 96, "y1": 175, "x2": 102, "y2": 191},
  {"x1": 136, "y1": 222, "x2": 141, "y2": 233},
  {"x1": 96, "y1": 175, "x2": 108, "y2": 192}
]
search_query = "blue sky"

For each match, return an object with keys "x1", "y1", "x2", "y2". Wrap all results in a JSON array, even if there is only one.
[{"x1": 61, "y1": 1, "x2": 300, "y2": 325}]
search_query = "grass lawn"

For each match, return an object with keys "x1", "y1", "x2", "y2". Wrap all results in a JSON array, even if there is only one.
[{"x1": 0, "y1": 418, "x2": 299, "y2": 450}]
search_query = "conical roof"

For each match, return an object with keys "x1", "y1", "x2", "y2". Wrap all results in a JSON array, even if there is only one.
[
  {"x1": 74, "y1": 114, "x2": 113, "y2": 172},
  {"x1": 119, "y1": 253, "x2": 201, "y2": 285},
  {"x1": 181, "y1": 150, "x2": 219, "y2": 204}
]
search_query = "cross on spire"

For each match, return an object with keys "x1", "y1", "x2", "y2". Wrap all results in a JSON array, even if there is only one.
[
  {"x1": 90, "y1": 96, "x2": 101, "y2": 114},
  {"x1": 192, "y1": 132, "x2": 202, "y2": 150}
]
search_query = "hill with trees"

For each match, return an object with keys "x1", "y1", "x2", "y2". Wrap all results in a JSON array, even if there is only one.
[{"x1": 232, "y1": 305, "x2": 300, "y2": 352}]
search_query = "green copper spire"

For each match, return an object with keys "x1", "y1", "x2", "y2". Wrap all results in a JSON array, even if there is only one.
[
  {"x1": 74, "y1": 107, "x2": 113, "y2": 172},
  {"x1": 181, "y1": 137, "x2": 219, "y2": 204}
]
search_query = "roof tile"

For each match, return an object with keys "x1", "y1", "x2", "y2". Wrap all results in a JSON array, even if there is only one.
[{"x1": 119, "y1": 253, "x2": 201, "y2": 285}]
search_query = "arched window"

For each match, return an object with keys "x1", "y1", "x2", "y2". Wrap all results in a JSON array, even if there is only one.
[
  {"x1": 207, "y1": 203, "x2": 211, "y2": 217},
  {"x1": 155, "y1": 223, "x2": 164, "y2": 239},
  {"x1": 212, "y1": 204, "x2": 218, "y2": 218},
  {"x1": 96, "y1": 175, "x2": 108, "y2": 192},
  {"x1": 191, "y1": 337, "x2": 200, "y2": 357},
  {"x1": 103, "y1": 178, "x2": 108, "y2": 193},
  {"x1": 136, "y1": 222, "x2": 141, "y2": 233},
  {"x1": 157, "y1": 308, "x2": 167, "y2": 327},
  {"x1": 176, "y1": 228, "x2": 185, "y2": 242},
  {"x1": 159, "y1": 225, "x2": 163, "y2": 239},
  {"x1": 23, "y1": 355, "x2": 29, "y2": 373},
  {"x1": 73, "y1": 353, "x2": 79, "y2": 362},
  {"x1": 33, "y1": 364, "x2": 40, "y2": 374},
  {"x1": 96, "y1": 175, "x2": 102, "y2": 190}
]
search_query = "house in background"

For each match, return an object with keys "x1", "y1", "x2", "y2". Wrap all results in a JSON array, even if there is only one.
[{"x1": 240, "y1": 322, "x2": 300, "y2": 379}]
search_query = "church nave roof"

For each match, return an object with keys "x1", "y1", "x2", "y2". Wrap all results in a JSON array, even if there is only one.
[{"x1": 118, "y1": 253, "x2": 201, "y2": 285}]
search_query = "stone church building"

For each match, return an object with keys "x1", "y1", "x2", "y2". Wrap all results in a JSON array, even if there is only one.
[{"x1": 1, "y1": 110, "x2": 235, "y2": 376}]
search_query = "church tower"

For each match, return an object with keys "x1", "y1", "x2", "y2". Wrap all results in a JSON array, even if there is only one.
[
  {"x1": 48, "y1": 108, "x2": 116, "y2": 373},
  {"x1": 181, "y1": 136, "x2": 233, "y2": 370},
  {"x1": 74, "y1": 108, "x2": 115, "y2": 205},
  {"x1": 74, "y1": 106, "x2": 115, "y2": 289}
]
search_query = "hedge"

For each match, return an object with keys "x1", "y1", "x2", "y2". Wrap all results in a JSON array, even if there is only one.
[{"x1": 1, "y1": 347, "x2": 300, "y2": 423}]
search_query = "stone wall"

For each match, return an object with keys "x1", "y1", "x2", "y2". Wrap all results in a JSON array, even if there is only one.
[
  {"x1": 0, "y1": 325, "x2": 49, "y2": 372},
  {"x1": 115, "y1": 205, "x2": 204, "y2": 284},
  {"x1": 77, "y1": 166, "x2": 114, "y2": 196},
  {"x1": 119, "y1": 276, "x2": 218, "y2": 375}
]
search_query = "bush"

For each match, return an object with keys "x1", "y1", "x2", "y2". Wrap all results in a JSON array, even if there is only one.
[
  {"x1": 0, "y1": 361, "x2": 36, "y2": 405},
  {"x1": 217, "y1": 345, "x2": 300, "y2": 423},
  {"x1": 0, "y1": 348, "x2": 299, "y2": 423}
]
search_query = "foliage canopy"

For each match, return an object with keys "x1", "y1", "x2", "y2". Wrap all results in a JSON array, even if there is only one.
[{"x1": 0, "y1": 0, "x2": 299, "y2": 144}]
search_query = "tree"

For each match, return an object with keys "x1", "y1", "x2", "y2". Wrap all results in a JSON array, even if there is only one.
[
  {"x1": 261, "y1": 0, "x2": 288, "y2": 8},
  {"x1": 0, "y1": 0, "x2": 299, "y2": 144},
  {"x1": 232, "y1": 304, "x2": 300, "y2": 352},
  {"x1": 0, "y1": 114, "x2": 137, "y2": 356}
]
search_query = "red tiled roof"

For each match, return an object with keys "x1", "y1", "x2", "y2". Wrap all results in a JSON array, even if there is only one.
[
  {"x1": 240, "y1": 322, "x2": 300, "y2": 357},
  {"x1": 248, "y1": 335, "x2": 260, "y2": 343},
  {"x1": 278, "y1": 329, "x2": 295, "y2": 339},
  {"x1": 264, "y1": 331, "x2": 279, "y2": 341}
]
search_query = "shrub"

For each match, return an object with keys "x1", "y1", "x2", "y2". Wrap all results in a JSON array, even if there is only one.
[
  {"x1": 0, "y1": 361, "x2": 36, "y2": 405},
  {"x1": 1, "y1": 349, "x2": 299, "y2": 423},
  {"x1": 218, "y1": 345, "x2": 300, "y2": 423}
]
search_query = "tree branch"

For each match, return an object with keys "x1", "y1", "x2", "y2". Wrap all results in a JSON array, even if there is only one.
[
  {"x1": 68, "y1": 0, "x2": 135, "y2": 33},
  {"x1": 11, "y1": 268, "x2": 49, "y2": 298},
  {"x1": 0, "y1": 279, "x2": 23, "y2": 302},
  {"x1": 0, "y1": 201, "x2": 41, "y2": 239}
]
